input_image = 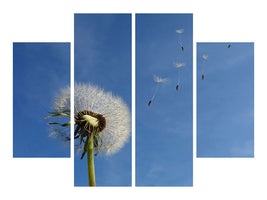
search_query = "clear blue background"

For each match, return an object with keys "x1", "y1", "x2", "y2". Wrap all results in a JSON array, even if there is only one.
[
  {"x1": 136, "y1": 14, "x2": 193, "y2": 186},
  {"x1": 197, "y1": 43, "x2": 254, "y2": 157},
  {"x1": 74, "y1": 14, "x2": 132, "y2": 186},
  {"x1": 13, "y1": 43, "x2": 70, "y2": 157}
]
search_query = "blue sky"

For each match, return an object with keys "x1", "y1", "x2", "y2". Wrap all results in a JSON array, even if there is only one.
[
  {"x1": 74, "y1": 14, "x2": 132, "y2": 186},
  {"x1": 136, "y1": 14, "x2": 193, "y2": 186},
  {"x1": 13, "y1": 43, "x2": 70, "y2": 157},
  {"x1": 197, "y1": 43, "x2": 254, "y2": 157}
]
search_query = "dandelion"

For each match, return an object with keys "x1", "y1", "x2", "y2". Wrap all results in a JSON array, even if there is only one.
[
  {"x1": 45, "y1": 83, "x2": 131, "y2": 186},
  {"x1": 148, "y1": 75, "x2": 167, "y2": 107},
  {"x1": 176, "y1": 29, "x2": 184, "y2": 51},
  {"x1": 174, "y1": 62, "x2": 186, "y2": 91},
  {"x1": 201, "y1": 54, "x2": 209, "y2": 80}
]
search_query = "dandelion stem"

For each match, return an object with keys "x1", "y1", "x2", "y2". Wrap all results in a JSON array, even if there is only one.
[{"x1": 87, "y1": 133, "x2": 96, "y2": 186}]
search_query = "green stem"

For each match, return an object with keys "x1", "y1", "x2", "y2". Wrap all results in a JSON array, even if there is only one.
[{"x1": 87, "y1": 134, "x2": 96, "y2": 186}]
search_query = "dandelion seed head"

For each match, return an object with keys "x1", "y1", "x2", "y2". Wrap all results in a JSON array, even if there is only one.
[
  {"x1": 53, "y1": 83, "x2": 131, "y2": 156},
  {"x1": 153, "y1": 75, "x2": 167, "y2": 83},
  {"x1": 176, "y1": 29, "x2": 184, "y2": 34}
]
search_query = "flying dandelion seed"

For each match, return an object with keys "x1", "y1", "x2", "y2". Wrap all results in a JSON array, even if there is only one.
[
  {"x1": 45, "y1": 83, "x2": 131, "y2": 186},
  {"x1": 174, "y1": 62, "x2": 186, "y2": 91},
  {"x1": 148, "y1": 75, "x2": 167, "y2": 107},
  {"x1": 176, "y1": 29, "x2": 184, "y2": 51},
  {"x1": 201, "y1": 54, "x2": 209, "y2": 80},
  {"x1": 228, "y1": 44, "x2": 231, "y2": 48},
  {"x1": 202, "y1": 54, "x2": 209, "y2": 60}
]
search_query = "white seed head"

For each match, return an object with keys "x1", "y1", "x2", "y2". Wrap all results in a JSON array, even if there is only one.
[
  {"x1": 53, "y1": 83, "x2": 131, "y2": 156},
  {"x1": 175, "y1": 62, "x2": 186, "y2": 68},
  {"x1": 202, "y1": 54, "x2": 209, "y2": 60},
  {"x1": 176, "y1": 29, "x2": 184, "y2": 34},
  {"x1": 153, "y1": 75, "x2": 167, "y2": 83},
  {"x1": 53, "y1": 88, "x2": 70, "y2": 113}
]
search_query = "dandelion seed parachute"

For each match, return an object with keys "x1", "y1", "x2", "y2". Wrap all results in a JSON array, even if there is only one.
[
  {"x1": 201, "y1": 54, "x2": 209, "y2": 80},
  {"x1": 174, "y1": 62, "x2": 185, "y2": 91},
  {"x1": 175, "y1": 62, "x2": 185, "y2": 68},
  {"x1": 153, "y1": 75, "x2": 167, "y2": 83},
  {"x1": 202, "y1": 54, "x2": 209, "y2": 60},
  {"x1": 176, "y1": 29, "x2": 184, "y2": 34},
  {"x1": 148, "y1": 76, "x2": 166, "y2": 106},
  {"x1": 50, "y1": 83, "x2": 131, "y2": 157},
  {"x1": 176, "y1": 29, "x2": 184, "y2": 51}
]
